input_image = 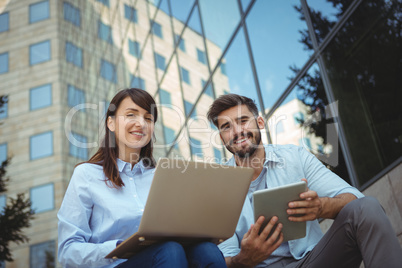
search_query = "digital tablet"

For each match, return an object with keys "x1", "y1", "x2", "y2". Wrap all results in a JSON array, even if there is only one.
[{"x1": 253, "y1": 181, "x2": 307, "y2": 242}]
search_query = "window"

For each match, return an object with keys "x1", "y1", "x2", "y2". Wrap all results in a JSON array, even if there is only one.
[
  {"x1": 69, "y1": 132, "x2": 88, "y2": 159},
  {"x1": 180, "y1": 67, "x2": 190, "y2": 85},
  {"x1": 96, "y1": 0, "x2": 109, "y2": 7},
  {"x1": 201, "y1": 79, "x2": 214, "y2": 98},
  {"x1": 68, "y1": 85, "x2": 85, "y2": 108},
  {"x1": 30, "y1": 131, "x2": 53, "y2": 160},
  {"x1": 30, "y1": 241, "x2": 55, "y2": 268},
  {"x1": 66, "y1": 42, "x2": 83, "y2": 67},
  {"x1": 0, "y1": 99, "x2": 7, "y2": 119},
  {"x1": 221, "y1": 62, "x2": 227, "y2": 75},
  {"x1": 154, "y1": 53, "x2": 166, "y2": 71},
  {"x1": 130, "y1": 75, "x2": 146, "y2": 90},
  {"x1": 63, "y1": 2, "x2": 80, "y2": 27},
  {"x1": 197, "y1": 49, "x2": 206, "y2": 64},
  {"x1": 124, "y1": 4, "x2": 137, "y2": 23},
  {"x1": 175, "y1": 34, "x2": 185, "y2": 52},
  {"x1": 29, "y1": 0, "x2": 49, "y2": 23},
  {"x1": 0, "y1": 143, "x2": 7, "y2": 164},
  {"x1": 159, "y1": 89, "x2": 171, "y2": 105},
  {"x1": 100, "y1": 59, "x2": 117, "y2": 83},
  {"x1": 0, "y1": 52, "x2": 9, "y2": 74},
  {"x1": 293, "y1": 112, "x2": 304, "y2": 125},
  {"x1": 214, "y1": 148, "x2": 222, "y2": 163},
  {"x1": 129, "y1": 39, "x2": 140, "y2": 58},
  {"x1": 98, "y1": 20, "x2": 113, "y2": 44},
  {"x1": 151, "y1": 20, "x2": 163, "y2": 39},
  {"x1": 0, "y1": 12, "x2": 9, "y2": 32},
  {"x1": 30, "y1": 183, "x2": 54, "y2": 213},
  {"x1": 190, "y1": 138, "x2": 203, "y2": 156},
  {"x1": 184, "y1": 100, "x2": 196, "y2": 119},
  {"x1": 163, "y1": 126, "x2": 177, "y2": 148},
  {"x1": 30, "y1": 40, "x2": 51, "y2": 65},
  {"x1": 30, "y1": 84, "x2": 52, "y2": 110}
]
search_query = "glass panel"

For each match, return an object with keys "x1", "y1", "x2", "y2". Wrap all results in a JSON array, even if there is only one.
[
  {"x1": 69, "y1": 132, "x2": 88, "y2": 159},
  {"x1": 129, "y1": 39, "x2": 141, "y2": 58},
  {"x1": 137, "y1": 40, "x2": 158, "y2": 96},
  {"x1": 96, "y1": 0, "x2": 109, "y2": 7},
  {"x1": 158, "y1": 57, "x2": 186, "y2": 149},
  {"x1": 175, "y1": 34, "x2": 186, "y2": 52},
  {"x1": 30, "y1": 0, "x2": 49, "y2": 24},
  {"x1": 154, "y1": 52, "x2": 166, "y2": 70},
  {"x1": 30, "y1": 131, "x2": 53, "y2": 160},
  {"x1": 212, "y1": 27, "x2": 260, "y2": 110},
  {"x1": 130, "y1": 75, "x2": 146, "y2": 90},
  {"x1": 124, "y1": 4, "x2": 138, "y2": 23},
  {"x1": 30, "y1": 40, "x2": 51, "y2": 65},
  {"x1": 68, "y1": 85, "x2": 85, "y2": 107},
  {"x1": 63, "y1": 2, "x2": 80, "y2": 27},
  {"x1": 100, "y1": 59, "x2": 117, "y2": 83},
  {"x1": 240, "y1": 0, "x2": 251, "y2": 12},
  {"x1": 321, "y1": 0, "x2": 402, "y2": 185},
  {"x1": 0, "y1": 12, "x2": 9, "y2": 32},
  {"x1": 188, "y1": 93, "x2": 223, "y2": 162},
  {"x1": 171, "y1": 0, "x2": 194, "y2": 25},
  {"x1": 30, "y1": 84, "x2": 52, "y2": 110},
  {"x1": 306, "y1": 0, "x2": 351, "y2": 45},
  {"x1": 151, "y1": 20, "x2": 163, "y2": 39},
  {"x1": 30, "y1": 241, "x2": 55, "y2": 268},
  {"x1": 66, "y1": 42, "x2": 83, "y2": 67},
  {"x1": 178, "y1": 9, "x2": 209, "y2": 100},
  {"x1": 0, "y1": 52, "x2": 8, "y2": 74},
  {"x1": 30, "y1": 183, "x2": 54, "y2": 213},
  {"x1": 0, "y1": 143, "x2": 7, "y2": 163},
  {"x1": 98, "y1": 21, "x2": 113, "y2": 44},
  {"x1": 187, "y1": 5, "x2": 202, "y2": 35},
  {"x1": 199, "y1": 0, "x2": 240, "y2": 69},
  {"x1": 246, "y1": 0, "x2": 310, "y2": 111},
  {"x1": 268, "y1": 63, "x2": 351, "y2": 184}
]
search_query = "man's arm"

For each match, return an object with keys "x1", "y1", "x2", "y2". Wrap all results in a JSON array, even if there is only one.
[
  {"x1": 224, "y1": 216, "x2": 284, "y2": 268},
  {"x1": 287, "y1": 179, "x2": 357, "y2": 221}
]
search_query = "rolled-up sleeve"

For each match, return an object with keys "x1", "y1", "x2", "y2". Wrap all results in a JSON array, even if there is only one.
[
  {"x1": 297, "y1": 147, "x2": 364, "y2": 199},
  {"x1": 218, "y1": 233, "x2": 241, "y2": 258},
  {"x1": 57, "y1": 166, "x2": 121, "y2": 267}
]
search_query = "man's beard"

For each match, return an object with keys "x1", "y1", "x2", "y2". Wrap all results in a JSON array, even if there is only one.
[{"x1": 226, "y1": 129, "x2": 262, "y2": 159}]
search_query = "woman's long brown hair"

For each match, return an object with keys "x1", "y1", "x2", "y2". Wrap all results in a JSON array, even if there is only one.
[{"x1": 78, "y1": 88, "x2": 158, "y2": 188}]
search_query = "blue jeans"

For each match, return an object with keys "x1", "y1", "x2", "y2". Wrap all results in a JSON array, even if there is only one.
[{"x1": 115, "y1": 241, "x2": 226, "y2": 268}]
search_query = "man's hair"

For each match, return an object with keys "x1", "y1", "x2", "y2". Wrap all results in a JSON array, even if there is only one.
[{"x1": 207, "y1": 94, "x2": 259, "y2": 127}]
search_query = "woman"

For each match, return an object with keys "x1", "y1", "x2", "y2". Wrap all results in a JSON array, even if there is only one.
[{"x1": 58, "y1": 88, "x2": 226, "y2": 268}]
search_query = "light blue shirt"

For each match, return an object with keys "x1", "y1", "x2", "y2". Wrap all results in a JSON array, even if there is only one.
[
  {"x1": 218, "y1": 144, "x2": 364, "y2": 267},
  {"x1": 58, "y1": 159, "x2": 155, "y2": 268}
]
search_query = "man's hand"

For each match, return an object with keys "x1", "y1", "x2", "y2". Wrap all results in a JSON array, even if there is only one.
[
  {"x1": 227, "y1": 216, "x2": 284, "y2": 268},
  {"x1": 287, "y1": 178, "x2": 357, "y2": 221},
  {"x1": 287, "y1": 179, "x2": 322, "y2": 222}
]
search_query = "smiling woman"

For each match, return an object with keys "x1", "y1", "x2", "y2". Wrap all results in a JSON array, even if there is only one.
[{"x1": 57, "y1": 88, "x2": 227, "y2": 268}]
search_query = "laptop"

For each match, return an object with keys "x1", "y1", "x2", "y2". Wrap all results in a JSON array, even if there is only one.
[{"x1": 105, "y1": 158, "x2": 253, "y2": 259}]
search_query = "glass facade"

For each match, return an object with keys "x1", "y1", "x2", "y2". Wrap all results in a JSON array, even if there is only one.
[{"x1": 1, "y1": 0, "x2": 401, "y2": 265}]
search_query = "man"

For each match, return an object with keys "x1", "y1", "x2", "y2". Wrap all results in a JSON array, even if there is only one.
[{"x1": 207, "y1": 94, "x2": 402, "y2": 268}]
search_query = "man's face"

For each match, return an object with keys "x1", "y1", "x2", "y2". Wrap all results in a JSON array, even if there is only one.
[{"x1": 217, "y1": 105, "x2": 264, "y2": 158}]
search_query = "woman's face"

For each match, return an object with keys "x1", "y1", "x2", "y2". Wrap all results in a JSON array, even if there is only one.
[{"x1": 107, "y1": 97, "x2": 155, "y2": 158}]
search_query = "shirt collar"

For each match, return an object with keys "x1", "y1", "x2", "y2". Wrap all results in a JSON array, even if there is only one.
[
  {"x1": 226, "y1": 144, "x2": 281, "y2": 166},
  {"x1": 116, "y1": 158, "x2": 147, "y2": 174}
]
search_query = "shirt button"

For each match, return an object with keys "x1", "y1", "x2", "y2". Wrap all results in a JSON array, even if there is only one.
[
  {"x1": 133, "y1": 195, "x2": 137, "y2": 198},
  {"x1": 129, "y1": 177, "x2": 133, "y2": 181},
  {"x1": 140, "y1": 209, "x2": 144, "y2": 212}
]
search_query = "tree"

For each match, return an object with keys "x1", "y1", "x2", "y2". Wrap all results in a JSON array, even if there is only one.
[
  {"x1": 291, "y1": 0, "x2": 402, "y2": 183},
  {"x1": 0, "y1": 95, "x2": 35, "y2": 262}
]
